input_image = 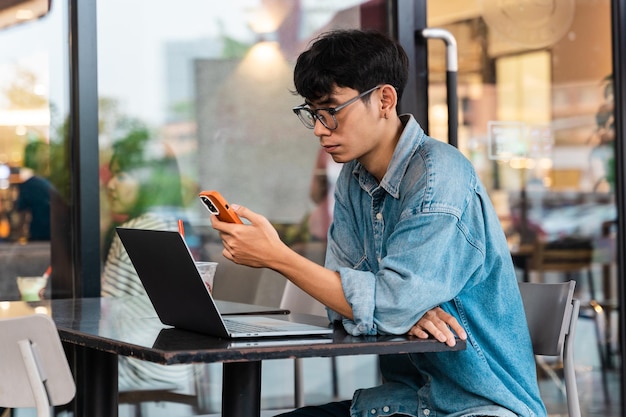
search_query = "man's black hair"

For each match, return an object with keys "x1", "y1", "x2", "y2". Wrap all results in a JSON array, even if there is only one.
[{"x1": 293, "y1": 29, "x2": 409, "y2": 102}]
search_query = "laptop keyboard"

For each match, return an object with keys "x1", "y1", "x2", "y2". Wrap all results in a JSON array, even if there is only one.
[{"x1": 223, "y1": 319, "x2": 281, "y2": 333}]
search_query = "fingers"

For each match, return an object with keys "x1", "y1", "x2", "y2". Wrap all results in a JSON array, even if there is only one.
[
  {"x1": 408, "y1": 307, "x2": 467, "y2": 347},
  {"x1": 408, "y1": 326, "x2": 430, "y2": 340},
  {"x1": 231, "y1": 204, "x2": 256, "y2": 223},
  {"x1": 210, "y1": 205, "x2": 280, "y2": 269},
  {"x1": 220, "y1": 237, "x2": 247, "y2": 266},
  {"x1": 408, "y1": 315, "x2": 452, "y2": 345},
  {"x1": 442, "y1": 314, "x2": 467, "y2": 341},
  {"x1": 431, "y1": 307, "x2": 466, "y2": 341},
  {"x1": 210, "y1": 212, "x2": 229, "y2": 230},
  {"x1": 210, "y1": 204, "x2": 246, "y2": 227},
  {"x1": 233, "y1": 205, "x2": 276, "y2": 230}
]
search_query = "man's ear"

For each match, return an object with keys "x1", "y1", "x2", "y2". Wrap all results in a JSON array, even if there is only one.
[{"x1": 379, "y1": 84, "x2": 398, "y2": 117}]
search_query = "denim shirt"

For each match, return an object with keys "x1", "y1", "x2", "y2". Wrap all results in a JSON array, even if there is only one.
[{"x1": 325, "y1": 115, "x2": 546, "y2": 417}]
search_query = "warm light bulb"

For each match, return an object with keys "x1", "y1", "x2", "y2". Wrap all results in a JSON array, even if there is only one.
[{"x1": 248, "y1": 41, "x2": 280, "y2": 64}]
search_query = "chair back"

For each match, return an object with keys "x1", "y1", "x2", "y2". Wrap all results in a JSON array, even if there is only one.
[
  {"x1": 531, "y1": 239, "x2": 594, "y2": 274},
  {"x1": 0, "y1": 314, "x2": 75, "y2": 417},
  {"x1": 518, "y1": 280, "x2": 581, "y2": 417},
  {"x1": 519, "y1": 280, "x2": 576, "y2": 356},
  {"x1": 280, "y1": 280, "x2": 326, "y2": 316},
  {"x1": 279, "y1": 242, "x2": 328, "y2": 316}
]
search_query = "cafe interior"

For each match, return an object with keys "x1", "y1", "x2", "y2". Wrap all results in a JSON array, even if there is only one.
[{"x1": 0, "y1": 0, "x2": 624, "y2": 416}]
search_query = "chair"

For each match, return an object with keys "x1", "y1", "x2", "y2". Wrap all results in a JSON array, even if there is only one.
[
  {"x1": 118, "y1": 351, "x2": 212, "y2": 416},
  {"x1": 530, "y1": 238, "x2": 595, "y2": 286},
  {"x1": 518, "y1": 280, "x2": 580, "y2": 417},
  {"x1": 119, "y1": 383, "x2": 200, "y2": 417},
  {"x1": 530, "y1": 237, "x2": 611, "y2": 400},
  {"x1": 0, "y1": 314, "x2": 76, "y2": 417}
]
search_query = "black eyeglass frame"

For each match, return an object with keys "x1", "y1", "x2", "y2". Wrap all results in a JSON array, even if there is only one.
[{"x1": 292, "y1": 85, "x2": 383, "y2": 130}]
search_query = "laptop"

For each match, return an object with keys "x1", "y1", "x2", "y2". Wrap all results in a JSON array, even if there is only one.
[
  {"x1": 116, "y1": 227, "x2": 334, "y2": 339},
  {"x1": 152, "y1": 328, "x2": 333, "y2": 349}
]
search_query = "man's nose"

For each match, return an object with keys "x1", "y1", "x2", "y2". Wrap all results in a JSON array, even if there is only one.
[{"x1": 313, "y1": 118, "x2": 330, "y2": 136}]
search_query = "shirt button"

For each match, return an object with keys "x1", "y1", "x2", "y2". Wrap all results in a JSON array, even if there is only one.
[
  {"x1": 370, "y1": 409, "x2": 377, "y2": 415},
  {"x1": 382, "y1": 406, "x2": 390, "y2": 412},
  {"x1": 424, "y1": 409, "x2": 431, "y2": 416},
  {"x1": 376, "y1": 212, "x2": 383, "y2": 220}
]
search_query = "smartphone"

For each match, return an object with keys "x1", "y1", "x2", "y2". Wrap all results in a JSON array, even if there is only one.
[{"x1": 198, "y1": 190, "x2": 243, "y2": 224}]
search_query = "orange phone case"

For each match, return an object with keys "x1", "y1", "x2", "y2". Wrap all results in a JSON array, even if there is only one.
[{"x1": 198, "y1": 190, "x2": 243, "y2": 224}]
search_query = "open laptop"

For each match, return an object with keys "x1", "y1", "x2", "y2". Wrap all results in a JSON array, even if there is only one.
[{"x1": 116, "y1": 227, "x2": 334, "y2": 339}]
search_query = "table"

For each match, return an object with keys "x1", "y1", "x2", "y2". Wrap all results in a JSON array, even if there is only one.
[{"x1": 2, "y1": 296, "x2": 465, "y2": 417}]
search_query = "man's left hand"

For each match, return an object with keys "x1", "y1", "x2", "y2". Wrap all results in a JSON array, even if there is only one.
[{"x1": 408, "y1": 307, "x2": 467, "y2": 347}]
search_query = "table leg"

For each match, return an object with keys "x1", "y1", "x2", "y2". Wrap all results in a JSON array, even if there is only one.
[
  {"x1": 65, "y1": 343, "x2": 118, "y2": 417},
  {"x1": 222, "y1": 361, "x2": 262, "y2": 417}
]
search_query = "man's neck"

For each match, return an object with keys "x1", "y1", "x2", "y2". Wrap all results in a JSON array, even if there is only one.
[{"x1": 359, "y1": 116, "x2": 404, "y2": 183}]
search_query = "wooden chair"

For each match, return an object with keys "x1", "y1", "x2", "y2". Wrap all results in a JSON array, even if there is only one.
[
  {"x1": 119, "y1": 384, "x2": 200, "y2": 417},
  {"x1": 518, "y1": 281, "x2": 581, "y2": 417},
  {"x1": 530, "y1": 238, "x2": 594, "y2": 284},
  {"x1": 0, "y1": 314, "x2": 76, "y2": 417}
]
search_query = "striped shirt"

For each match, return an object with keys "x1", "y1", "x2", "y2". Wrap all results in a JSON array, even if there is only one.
[{"x1": 101, "y1": 212, "x2": 193, "y2": 392}]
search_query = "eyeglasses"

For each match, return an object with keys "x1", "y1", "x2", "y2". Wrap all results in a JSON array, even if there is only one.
[{"x1": 292, "y1": 85, "x2": 382, "y2": 130}]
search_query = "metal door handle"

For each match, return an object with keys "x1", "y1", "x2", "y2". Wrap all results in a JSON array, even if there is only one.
[{"x1": 420, "y1": 28, "x2": 458, "y2": 148}]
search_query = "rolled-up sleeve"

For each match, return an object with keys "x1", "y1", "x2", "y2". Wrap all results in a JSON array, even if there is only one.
[
  {"x1": 326, "y1": 207, "x2": 484, "y2": 336},
  {"x1": 327, "y1": 267, "x2": 378, "y2": 335}
]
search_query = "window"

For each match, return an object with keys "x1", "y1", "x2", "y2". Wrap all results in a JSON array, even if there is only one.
[{"x1": 0, "y1": 0, "x2": 70, "y2": 301}]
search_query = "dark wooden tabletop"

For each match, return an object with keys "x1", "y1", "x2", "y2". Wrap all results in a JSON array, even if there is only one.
[
  {"x1": 4, "y1": 296, "x2": 466, "y2": 365},
  {"x1": 1, "y1": 296, "x2": 466, "y2": 417}
]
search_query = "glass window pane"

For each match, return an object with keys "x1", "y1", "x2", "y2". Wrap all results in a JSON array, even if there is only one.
[
  {"x1": 0, "y1": 1, "x2": 70, "y2": 302},
  {"x1": 97, "y1": 1, "x2": 384, "y2": 286}
]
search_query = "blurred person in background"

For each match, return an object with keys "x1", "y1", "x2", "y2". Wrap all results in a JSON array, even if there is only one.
[
  {"x1": 101, "y1": 128, "x2": 193, "y2": 392},
  {"x1": 308, "y1": 148, "x2": 342, "y2": 242},
  {"x1": 15, "y1": 140, "x2": 52, "y2": 241}
]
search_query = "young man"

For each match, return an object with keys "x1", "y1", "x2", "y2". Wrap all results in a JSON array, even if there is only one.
[{"x1": 211, "y1": 29, "x2": 545, "y2": 417}]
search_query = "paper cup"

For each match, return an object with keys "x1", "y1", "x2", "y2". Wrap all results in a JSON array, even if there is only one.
[
  {"x1": 17, "y1": 276, "x2": 48, "y2": 301},
  {"x1": 195, "y1": 261, "x2": 218, "y2": 294}
]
